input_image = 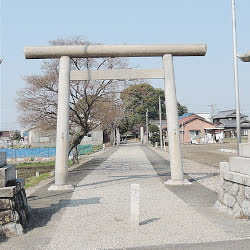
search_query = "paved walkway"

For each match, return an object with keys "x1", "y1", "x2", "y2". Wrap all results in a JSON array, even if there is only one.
[{"x1": 1, "y1": 143, "x2": 250, "y2": 249}]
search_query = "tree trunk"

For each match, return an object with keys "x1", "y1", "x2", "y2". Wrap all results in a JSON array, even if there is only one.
[
  {"x1": 72, "y1": 146, "x2": 79, "y2": 165},
  {"x1": 68, "y1": 127, "x2": 86, "y2": 159}
]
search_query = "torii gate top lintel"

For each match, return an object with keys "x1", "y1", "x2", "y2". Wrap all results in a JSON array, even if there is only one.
[{"x1": 24, "y1": 44, "x2": 207, "y2": 59}]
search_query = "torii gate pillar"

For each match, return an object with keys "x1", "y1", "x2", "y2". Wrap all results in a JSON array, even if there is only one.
[
  {"x1": 48, "y1": 56, "x2": 74, "y2": 191},
  {"x1": 163, "y1": 54, "x2": 191, "y2": 185}
]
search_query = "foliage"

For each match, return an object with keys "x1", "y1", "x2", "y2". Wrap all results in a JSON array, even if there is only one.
[
  {"x1": 150, "y1": 133, "x2": 160, "y2": 145},
  {"x1": 17, "y1": 160, "x2": 56, "y2": 168},
  {"x1": 17, "y1": 36, "x2": 132, "y2": 154},
  {"x1": 119, "y1": 83, "x2": 164, "y2": 133},
  {"x1": 9, "y1": 131, "x2": 22, "y2": 144},
  {"x1": 93, "y1": 144, "x2": 103, "y2": 152},
  {"x1": 178, "y1": 102, "x2": 188, "y2": 116},
  {"x1": 149, "y1": 124, "x2": 159, "y2": 133},
  {"x1": 119, "y1": 83, "x2": 188, "y2": 134},
  {"x1": 24, "y1": 173, "x2": 51, "y2": 188},
  {"x1": 149, "y1": 124, "x2": 160, "y2": 144}
]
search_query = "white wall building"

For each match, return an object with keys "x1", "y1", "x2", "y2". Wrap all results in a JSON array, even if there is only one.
[
  {"x1": 80, "y1": 129, "x2": 103, "y2": 146},
  {"x1": 195, "y1": 113, "x2": 212, "y2": 123}
]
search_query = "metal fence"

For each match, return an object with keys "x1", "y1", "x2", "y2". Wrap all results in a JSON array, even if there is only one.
[
  {"x1": 77, "y1": 145, "x2": 93, "y2": 155},
  {"x1": 0, "y1": 147, "x2": 56, "y2": 159},
  {"x1": 0, "y1": 145, "x2": 94, "y2": 159}
]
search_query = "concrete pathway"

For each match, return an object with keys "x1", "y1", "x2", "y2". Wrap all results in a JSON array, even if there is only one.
[{"x1": 1, "y1": 143, "x2": 250, "y2": 249}]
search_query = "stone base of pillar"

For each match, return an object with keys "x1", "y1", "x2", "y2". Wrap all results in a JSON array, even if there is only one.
[
  {"x1": 164, "y1": 179, "x2": 192, "y2": 186},
  {"x1": 48, "y1": 184, "x2": 74, "y2": 191}
]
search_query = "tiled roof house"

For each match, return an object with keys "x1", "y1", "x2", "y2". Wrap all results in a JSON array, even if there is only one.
[
  {"x1": 163, "y1": 113, "x2": 223, "y2": 143},
  {"x1": 213, "y1": 109, "x2": 250, "y2": 136}
]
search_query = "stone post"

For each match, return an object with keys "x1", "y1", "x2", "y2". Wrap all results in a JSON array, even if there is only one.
[
  {"x1": 140, "y1": 127, "x2": 144, "y2": 145},
  {"x1": 116, "y1": 128, "x2": 120, "y2": 146},
  {"x1": 131, "y1": 183, "x2": 140, "y2": 227},
  {"x1": 146, "y1": 108, "x2": 149, "y2": 144},
  {"x1": 49, "y1": 56, "x2": 73, "y2": 191},
  {"x1": 163, "y1": 136, "x2": 166, "y2": 151},
  {"x1": 163, "y1": 54, "x2": 190, "y2": 185}
]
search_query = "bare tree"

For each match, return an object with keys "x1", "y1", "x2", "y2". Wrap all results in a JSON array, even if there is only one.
[{"x1": 17, "y1": 36, "x2": 131, "y2": 156}]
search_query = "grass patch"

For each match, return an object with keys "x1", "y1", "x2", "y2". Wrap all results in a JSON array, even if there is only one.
[
  {"x1": 16, "y1": 159, "x2": 73, "y2": 179},
  {"x1": 223, "y1": 137, "x2": 248, "y2": 143},
  {"x1": 17, "y1": 160, "x2": 55, "y2": 168},
  {"x1": 24, "y1": 173, "x2": 51, "y2": 188},
  {"x1": 93, "y1": 145, "x2": 103, "y2": 152}
]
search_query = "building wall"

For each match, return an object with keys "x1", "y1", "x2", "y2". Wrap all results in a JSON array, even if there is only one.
[
  {"x1": 182, "y1": 119, "x2": 215, "y2": 143},
  {"x1": 195, "y1": 113, "x2": 212, "y2": 123},
  {"x1": 28, "y1": 129, "x2": 56, "y2": 147},
  {"x1": 80, "y1": 130, "x2": 103, "y2": 146}
]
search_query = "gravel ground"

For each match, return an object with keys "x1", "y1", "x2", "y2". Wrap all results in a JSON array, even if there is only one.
[
  {"x1": 151, "y1": 143, "x2": 237, "y2": 193},
  {"x1": 2, "y1": 144, "x2": 250, "y2": 249},
  {"x1": 181, "y1": 143, "x2": 237, "y2": 168},
  {"x1": 45, "y1": 144, "x2": 235, "y2": 249}
]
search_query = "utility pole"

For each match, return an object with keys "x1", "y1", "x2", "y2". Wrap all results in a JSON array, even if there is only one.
[
  {"x1": 146, "y1": 108, "x2": 149, "y2": 144},
  {"x1": 208, "y1": 104, "x2": 216, "y2": 122},
  {"x1": 181, "y1": 122, "x2": 184, "y2": 144},
  {"x1": 231, "y1": 0, "x2": 241, "y2": 153},
  {"x1": 159, "y1": 96, "x2": 163, "y2": 149}
]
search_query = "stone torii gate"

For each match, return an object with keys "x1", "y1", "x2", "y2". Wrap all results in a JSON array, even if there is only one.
[{"x1": 24, "y1": 44, "x2": 207, "y2": 190}]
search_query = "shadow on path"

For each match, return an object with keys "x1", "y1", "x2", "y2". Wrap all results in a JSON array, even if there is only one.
[
  {"x1": 141, "y1": 146, "x2": 217, "y2": 207},
  {"x1": 25, "y1": 147, "x2": 118, "y2": 233}
]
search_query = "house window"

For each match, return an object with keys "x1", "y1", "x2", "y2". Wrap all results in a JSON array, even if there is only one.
[{"x1": 190, "y1": 130, "x2": 200, "y2": 138}]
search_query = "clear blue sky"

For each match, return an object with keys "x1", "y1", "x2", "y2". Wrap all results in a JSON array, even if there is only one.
[{"x1": 1, "y1": 0, "x2": 250, "y2": 130}]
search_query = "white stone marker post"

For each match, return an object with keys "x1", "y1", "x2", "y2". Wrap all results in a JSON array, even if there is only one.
[
  {"x1": 146, "y1": 108, "x2": 149, "y2": 144},
  {"x1": 163, "y1": 136, "x2": 166, "y2": 151},
  {"x1": 163, "y1": 54, "x2": 190, "y2": 185},
  {"x1": 116, "y1": 128, "x2": 120, "y2": 146},
  {"x1": 131, "y1": 183, "x2": 140, "y2": 227},
  {"x1": 140, "y1": 127, "x2": 144, "y2": 145},
  {"x1": 49, "y1": 56, "x2": 74, "y2": 191}
]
